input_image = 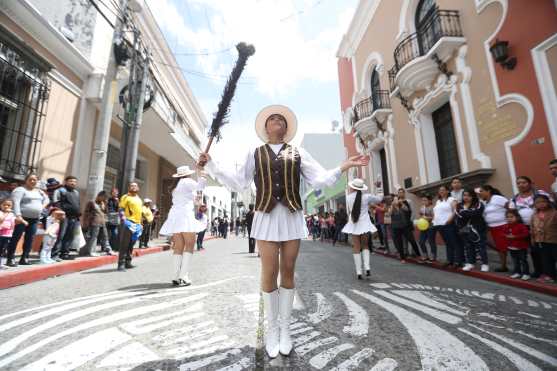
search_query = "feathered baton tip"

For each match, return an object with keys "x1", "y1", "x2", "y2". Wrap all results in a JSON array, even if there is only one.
[{"x1": 208, "y1": 42, "x2": 256, "y2": 143}]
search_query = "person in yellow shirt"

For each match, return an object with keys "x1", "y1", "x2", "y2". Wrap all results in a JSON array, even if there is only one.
[
  {"x1": 140, "y1": 198, "x2": 154, "y2": 248},
  {"x1": 117, "y1": 182, "x2": 143, "y2": 271}
]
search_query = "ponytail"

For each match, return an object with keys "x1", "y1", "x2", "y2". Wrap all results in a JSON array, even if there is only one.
[{"x1": 351, "y1": 190, "x2": 362, "y2": 223}]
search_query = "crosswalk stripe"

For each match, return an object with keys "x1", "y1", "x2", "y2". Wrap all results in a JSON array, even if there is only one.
[
  {"x1": 334, "y1": 292, "x2": 369, "y2": 336},
  {"x1": 370, "y1": 358, "x2": 398, "y2": 371},
  {"x1": 167, "y1": 335, "x2": 230, "y2": 356},
  {"x1": 308, "y1": 293, "x2": 333, "y2": 324},
  {"x1": 290, "y1": 322, "x2": 306, "y2": 329},
  {"x1": 153, "y1": 321, "x2": 215, "y2": 343},
  {"x1": 328, "y1": 347, "x2": 374, "y2": 371},
  {"x1": 179, "y1": 348, "x2": 241, "y2": 370},
  {"x1": 291, "y1": 326, "x2": 314, "y2": 335},
  {"x1": 353, "y1": 290, "x2": 488, "y2": 370},
  {"x1": 97, "y1": 341, "x2": 160, "y2": 368},
  {"x1": 293, "y1": 331, "x2": 321, "y2": 346},
  {"x1": 216, "y1": 357, "x2": 252, "y2": 371},
  {"x1": 391, "y1": 290, "x2": 466, "y2": 316},
  {"x1": 20, "y1": 327, "x2": 132, "y2": 371},
  {"x1": 374, "y1": 290, "x2": 462, "y2": 325},
  {"x1": 309, "y1": 343, "x2": 355, "y2": 369},
  {"x1": 163, "y1": 327, "x2": 221, "y2": 347},
  {"x1": 459, "y1": 328, "x2": 542, "y2": 371},
  {"x1": 295, "y1": 336, "x2": 337, "y2": 356},
  {"x1": 121, "y1": 306, "x2": 204, "y2": 335}
]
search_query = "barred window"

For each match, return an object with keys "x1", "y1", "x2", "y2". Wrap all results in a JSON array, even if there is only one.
[{"x1": 433, "y1": 103, "x2": 460, "y2": 179}]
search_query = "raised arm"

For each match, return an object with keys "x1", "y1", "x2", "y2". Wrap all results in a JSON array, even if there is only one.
[{"x1": 201, "y1": 150, "x2": 255, "y2": 192}]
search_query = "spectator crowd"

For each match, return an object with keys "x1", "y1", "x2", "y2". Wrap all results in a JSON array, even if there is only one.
[{"x1": 305, "y1": 159, "x2": 557, "y2": 284}]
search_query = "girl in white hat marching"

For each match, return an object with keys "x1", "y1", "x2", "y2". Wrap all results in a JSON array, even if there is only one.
[
  {"x1": 342, "y1": 178, "x2": 381, "y2": 279},
  {"x1": 199, "y1": 105, "x2": 368, "y2": 358},
  {"x1": 159, "y1": 166, "x2": 207, "y2": 287}
]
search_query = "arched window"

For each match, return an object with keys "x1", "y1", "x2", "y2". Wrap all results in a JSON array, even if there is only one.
[
  {"x1": 415, "y1": 0, "x2": 436, "y2": 31},
  {"x1": 370, "y1": 67, "x2": 380, "y2": 108}
]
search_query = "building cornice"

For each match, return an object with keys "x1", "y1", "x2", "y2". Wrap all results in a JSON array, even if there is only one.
[
  {"x1": 0, "y1": 0, "x2": 94, "y2": 80},
  {"x1": 336, "y1": 0, "x2": 382, "y2": 58}
]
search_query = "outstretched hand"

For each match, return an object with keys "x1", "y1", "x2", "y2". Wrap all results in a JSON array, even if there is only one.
[{"x1": 340, "y1": 155, "x2": 370, "y2": 172}]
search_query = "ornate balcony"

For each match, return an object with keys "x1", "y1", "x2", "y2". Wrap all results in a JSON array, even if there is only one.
[
  {"x1": 389, "y1": 9, "x2": 465, "y2": 95},
  {"x1": 352, "y1": 90, "x2": 391, "y2": 138}
]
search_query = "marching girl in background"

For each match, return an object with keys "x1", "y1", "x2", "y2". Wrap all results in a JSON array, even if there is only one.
[
  {"x1": 342, "y1": 178, "x2": 381, "y2": 279},
  {"x1": 159, "y1": 165, "x2": 207, "y2": 287}
]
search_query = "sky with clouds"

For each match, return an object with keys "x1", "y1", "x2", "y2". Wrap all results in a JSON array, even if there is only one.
[{"x1": 145, "y1": 0, "x2": 357, "y2": 166}]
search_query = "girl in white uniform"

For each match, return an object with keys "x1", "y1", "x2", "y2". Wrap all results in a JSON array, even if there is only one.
[
  {"x1": 160, "y1": 165, "x2": 206, "y2": 286},
  {"x1": 343, "y1": 178, "x2": 381, "y2": 279},
  {"x1": 199, "y1": 105, "x2": 368, "y2": 358}
]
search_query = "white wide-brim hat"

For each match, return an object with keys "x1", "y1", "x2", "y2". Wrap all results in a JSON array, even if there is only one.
[
  {"x1": 172, "y1": 165, "x2": 196, "y2": 178},
  {"x1": 348, "y1": 178, "x2": 368, "y2": 191},
  {"x1": 255, "y1": 105, "x2": 298, "y2": 143}
]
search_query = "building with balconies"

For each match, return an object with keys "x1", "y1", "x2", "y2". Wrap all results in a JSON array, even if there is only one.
[{"x1": 337, "y1": 0, "x2": 557, "y2": 198}]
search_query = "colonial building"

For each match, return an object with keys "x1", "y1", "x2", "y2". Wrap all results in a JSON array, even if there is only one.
[
  {"x1": 0, "y1": 0, "x2": 208, "y2": 218},
  {"x1": 337, "y1": 0, "x2": 557, "y2": 198}
]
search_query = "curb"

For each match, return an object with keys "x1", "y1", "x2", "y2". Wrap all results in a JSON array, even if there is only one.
[
  {"x1": 373, "y1": 249, "x2": 557, "y2": 297},
  {"x1": 0, "y1": 236, "x2": 218, "y2": 290}
]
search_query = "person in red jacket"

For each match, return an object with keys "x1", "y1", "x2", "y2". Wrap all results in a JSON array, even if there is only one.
[{"x1": 505, "y1": 209, "x2": 531, "y2": 280}]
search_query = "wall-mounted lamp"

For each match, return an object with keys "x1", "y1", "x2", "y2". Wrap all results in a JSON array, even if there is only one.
[{"x1": 489, "y1": 39, "x2": 517, "y2": 70}]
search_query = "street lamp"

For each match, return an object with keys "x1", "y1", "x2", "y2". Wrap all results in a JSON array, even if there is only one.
[{"x1": 489, "y1": 39, "x2": 517, "y2": 70}]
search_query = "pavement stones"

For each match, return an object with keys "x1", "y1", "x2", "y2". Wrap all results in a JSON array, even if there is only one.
[{"x1": 0, "y1": 237, "x2": 556, "y2": 370}]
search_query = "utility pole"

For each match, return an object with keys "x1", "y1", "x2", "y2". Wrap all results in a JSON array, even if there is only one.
[
  {"x1": 86, "y1": 0, "x2": 128, "y2": 201},
  {"x1": 121, "y1": 50, "x2": 149, "y2": 190}
]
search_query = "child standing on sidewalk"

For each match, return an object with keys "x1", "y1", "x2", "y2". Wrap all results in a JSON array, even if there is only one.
[
  {"x1": 0, "y1": 199, "x2": 16, "y2": 269},
  {"x1": 41, "y1": 209, "x2": 65, "y2": 264},
  {"x1": 505, "y1": 209, "x2": 531, "y2": 280},
  {"x1": 530, "y1": 194, "x2": 557, "y2": 283}
]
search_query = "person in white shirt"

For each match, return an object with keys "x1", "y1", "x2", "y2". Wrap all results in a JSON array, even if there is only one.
[
  {"x1": 432, "y1": 185, "x2": 463, "y2": 268},
  {"x1": 198, "y1": 105, "x2": 368, "y2": 358},
  {"x1": 478, "y1": 185, "x2": 509, "y2": 272}
]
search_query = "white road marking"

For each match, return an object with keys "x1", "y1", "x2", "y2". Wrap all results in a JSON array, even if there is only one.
[
  {"x1": 293, "y1": 331, "x2": 321, "y2": 346},
  {"x1": 518, "y1": 311, "x2": 541, "y2": 319},
  {"x1": 540, "y1": 302, "x2": 552, "y2": 309},
  {"x1": 309, "y1": 343, "x2": 355, "y2": 369},
  {"x1": 390, "y1": 283, "x2": 404, "y2": 288},
  {"x1": 308, "y1": 293, "x2": 333, "y2": 324},
  {"x1": 216, "y1": 357, "x2": 252, "y2": 371},
  {"x1": 471, "y1": 291, "x2": 496, "y2": 300},
  {"x1": 20, "y1": 327, "x2": 132, "y2": 371},
  {"x1": 329, "y1": 347, "x2": 374, "y2": 371},
  {"x1": 120, "y1": 305, "x2": 204, "y2": 335},
  {"x1": 527, "y1": 300, "x2": 540, "y2": 308},
  {"x1": 391, "y1": 290, "x2": 466, "y2": 316},
  {"x1": 291, "y1": 326, "x2": 314, "y2": 335},
  {"x1": 290, "y1": 322, "x2": 306, "y2": 329},
  {"x1": 295, "y1": 336, "x2": 337, "y2": 356},
  {"x1": 179, "y1": 348, "x2": 241, "y2": 371},
  {"x1": 373, "y1": 291, "x2": 462, "y2": 325},
  {"x1": 506, "y1": 328, "x2": 557, "y2": 347},
  {"x1": 410, "y1": 284, "x2": 425, "y2": 289},
  {"x1": 477, "y1": 313, "x2": 507, "y2": 321},
  {"x1": 167, "y1": 335, "x2": 230, "y2": 356},
  {"x1": 353, "y1": 290, "x2": 489, "y2": 371},
  {"x1": 153, "y1": 321, "x2": 215, "y2": 343},
  {"x1": 370, "y1": 358, "x2": 398, "y2": 371},
  {"x1": 469, "y1": 325, "x2": 557, "y2": 366},
  {"x1": 369, "y1": 283, "x2": 391, "y2": 289},
  {"x1": 97, "y1": 341, "x2": 160, "y2": 368},
  {"x1": 0, "y1": 293, "x2": 208, "y2": 368},
  {"x1": 333, "y1": 292, "x2": 369, "y2": 336},
  {"x1": 459, "y1": 328, "x2": 542, "y2": 371},
  {"x1": 498, "y1": 295, "x2": 506, "y2": 302},
  {"x1": 184, "y1": 341, "x2": 236, "y2": 358},
  {"x1": 509, "y1": 297, "x2": 523, "y2": 305}
]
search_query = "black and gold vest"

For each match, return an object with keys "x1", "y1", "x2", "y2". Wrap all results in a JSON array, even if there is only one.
[{"x1": 254, "y1": 144, "x2": 303, "y2": 213}]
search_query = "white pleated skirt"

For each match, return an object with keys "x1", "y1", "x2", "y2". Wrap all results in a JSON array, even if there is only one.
[
  {"x1": 159, "y1": 204, "x2": 205, "y2": 235},
  {"x1": 342, "y1": 214, "x2": 377, "y2": 235},
  {"x1": 251, "y1": 203, "x2": 308, "y2": 242}
]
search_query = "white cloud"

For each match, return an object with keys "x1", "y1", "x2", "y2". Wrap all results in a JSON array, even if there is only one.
[{"x1": 146, "y1": 0, "x2": 355, "y2": 97}]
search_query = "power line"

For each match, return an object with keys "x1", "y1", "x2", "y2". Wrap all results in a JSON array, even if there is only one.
[
  {"x1": 151, "y1": 59, "x2": 255, "y2": 84},
  {"x1": 88, "y1": 0, "x2": 116, "y2": 28},
  {"x1": 97, "y1": 0, "x2": 125, "y2": 22}
]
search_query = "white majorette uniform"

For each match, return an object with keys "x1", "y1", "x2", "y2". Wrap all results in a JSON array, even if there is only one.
[
  {"x1": 208, "y1": 144, "x2": 340, "y2": 241},
  {"x1": 342, "y1": 192, "x2": 381, "y2": 235},
  {"x1": 159, "y1": 172, "x2": 207, "y2": 236}
]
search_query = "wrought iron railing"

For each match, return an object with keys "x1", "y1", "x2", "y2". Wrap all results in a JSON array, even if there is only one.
[
  {"x1": 389, "y1": 9, "x2": 463, "y2": 91},
  {"x1": 0, "y1": 40, "x2": 50, "y2": 180},
  {"x1": 353, "y1": 90, "x2": 391, "y2": 124}
]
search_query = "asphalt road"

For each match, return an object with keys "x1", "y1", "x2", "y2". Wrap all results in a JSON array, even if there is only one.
[{"x1": 1, "y1": 236, "x2": 556, "y2": 371}]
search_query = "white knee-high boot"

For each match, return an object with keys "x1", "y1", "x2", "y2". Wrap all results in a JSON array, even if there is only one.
[
  {"x1": 353, "y1": 253, "x2": 362, "y2": 276},
  {"x1": 362, "y1": 249, "x2": 371, "y2": 274},
  {"x1": 172, "y1": 254, "x2": 182, "y2": 284},
  {"x1": 180, "y1": 252, "x2": 192, "y2": 284},
  {"x1": 279, "y1": 287, "x2": 295, "y2": 355},
  {"x1": 263, "y1": 290, "x2": 280, "y2": 358}
]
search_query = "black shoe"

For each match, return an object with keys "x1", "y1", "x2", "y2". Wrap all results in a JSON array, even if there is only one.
[
  {"x1": 117, "y1": 265, "x2": 126, "y2": 272},
  {"x1": 125, "y1": 262, "x2": 135, "y2": 269},
  {"x1": 172, "y1": 280, "x2": 180, "y2": 286},
  {"x1": 357, "y1": 274, "x2": 363, "y2": 280},
  {"x1": 18, "y1": 259, "x2": 31, "y2": 265},
  {"x1": 366, "y1": 270, "x2": 371, "y2": 277},
  {"x1": 61, "y1": 255, "x2": 75, "y2": 260},
  {"x1": 178, "y1": 278, "x2": 191, "y2": 287},
  {"x1": 6, "y1": 259, "x2": 17, "y2": 267}
]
